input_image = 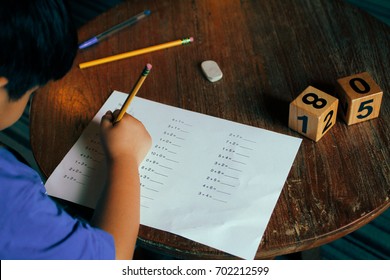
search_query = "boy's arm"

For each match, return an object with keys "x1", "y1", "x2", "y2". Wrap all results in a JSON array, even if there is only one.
[{"x1": 91, "y1": 110, "x2": 151, "y2": 259}]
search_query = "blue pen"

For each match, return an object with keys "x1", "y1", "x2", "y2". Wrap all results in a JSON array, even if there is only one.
[{"x1": 79, "y1": 10, "x2": 151, "y2": 49}]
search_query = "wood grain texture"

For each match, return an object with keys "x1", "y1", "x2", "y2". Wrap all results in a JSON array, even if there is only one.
[{"x1": 30, "y1": 0, "x2": 390, "y2": 259}]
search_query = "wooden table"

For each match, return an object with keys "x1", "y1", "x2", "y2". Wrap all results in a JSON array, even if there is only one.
[{"x1": 30, "y1": 0, "x2": 390, "y2": 259}]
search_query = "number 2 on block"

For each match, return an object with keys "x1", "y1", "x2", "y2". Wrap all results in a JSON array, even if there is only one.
[{"x1": 322, "y1": 110, "x2": 334, "y2": 134}]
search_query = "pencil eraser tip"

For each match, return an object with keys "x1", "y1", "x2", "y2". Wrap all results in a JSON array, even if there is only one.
[
  {"x1": 145, "y1": 10, "x2": 151, "y2": 15},
  {"x1": 190, "y1": 37, "x2": 194, "y2": 42},
  {"x1": 146, "y1": 63, "x2": 152, "y2": 70}
]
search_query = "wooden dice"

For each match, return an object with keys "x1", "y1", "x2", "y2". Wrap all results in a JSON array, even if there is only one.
[
  {"x1": 289, "y1": 86, "x2": 338, "y2": 142},
  {"x1": 336, "y1": 72, "x2": 383, "y2": 125}
]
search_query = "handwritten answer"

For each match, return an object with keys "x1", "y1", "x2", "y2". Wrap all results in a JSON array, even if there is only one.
[{"x1": 45, "y1": 90, "x2": 301, "y2": 259}]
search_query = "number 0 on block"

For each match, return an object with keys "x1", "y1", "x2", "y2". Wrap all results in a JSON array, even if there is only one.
[{"x1": 289, "y1": 86, "x2": 339, "y2": 142}]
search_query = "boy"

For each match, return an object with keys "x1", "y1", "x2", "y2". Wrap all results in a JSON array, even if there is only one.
[{"x1": 0, "y1": 0, "x2": 151, "y2": 259}]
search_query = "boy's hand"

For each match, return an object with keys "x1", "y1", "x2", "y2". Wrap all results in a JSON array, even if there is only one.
[
  {"x1": 100, "y1": 110, "x2": 151, "y2": 166},
  {"x1": 96, "y1": 110, "x2": 151, "y2": 259}
]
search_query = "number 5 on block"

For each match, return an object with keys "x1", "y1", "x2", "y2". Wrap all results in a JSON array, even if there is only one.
[{"x1": 289, "y1": 86, "x2": 339, "y2": 142}]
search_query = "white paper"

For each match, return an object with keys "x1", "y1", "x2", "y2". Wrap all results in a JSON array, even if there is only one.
[{"x1": 45, "y1": 90, "x2": 302, "y2": 259}]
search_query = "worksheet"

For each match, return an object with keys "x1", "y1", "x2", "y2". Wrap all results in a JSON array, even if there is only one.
[{"x1": 45, "y1": 90, "x2": 302, "y2": 259}]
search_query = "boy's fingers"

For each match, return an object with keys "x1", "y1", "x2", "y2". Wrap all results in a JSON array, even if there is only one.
[
  {"x1": 112, "y1": 109, "x2": 121, "y2": 119},
  {"x1": 101, "y1": 111, "x2": 113, "y2": 126}
]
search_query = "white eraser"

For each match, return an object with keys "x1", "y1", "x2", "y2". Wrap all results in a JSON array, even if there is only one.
[{"x1": 201, "y1": 60, "x2": 223, "y2": 82}]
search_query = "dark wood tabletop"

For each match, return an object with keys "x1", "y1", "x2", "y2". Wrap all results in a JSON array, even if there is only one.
[{"x1": 30, "y1": 0, "x2": 390, "y2": 259}]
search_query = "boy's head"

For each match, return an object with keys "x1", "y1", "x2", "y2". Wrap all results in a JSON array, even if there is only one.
[{"x1": 0, "y1": 0, "x2": 78, "y2": 101}]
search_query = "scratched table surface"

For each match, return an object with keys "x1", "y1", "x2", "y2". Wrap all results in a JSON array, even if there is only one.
[{"x1": 30, "y1": 0, "x2": 390, "y2": 259}]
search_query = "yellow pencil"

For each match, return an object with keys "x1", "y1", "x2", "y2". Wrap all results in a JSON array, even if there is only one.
[
  {"x1": 79, "y1": 37, "x2": 194, "y2": 69},
  {"x1": 114, "y1": 63, "x2": 152, "y2": 123}
]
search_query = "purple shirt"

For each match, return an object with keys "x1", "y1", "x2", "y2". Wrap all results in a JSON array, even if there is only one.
[{"x1": 0, "y1": 147, "x2": 115, "y2": 259}]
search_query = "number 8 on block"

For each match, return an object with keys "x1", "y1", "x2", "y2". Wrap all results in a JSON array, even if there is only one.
[{"x1": 289, "y1": 86, "x2": 339, "y2": 142}]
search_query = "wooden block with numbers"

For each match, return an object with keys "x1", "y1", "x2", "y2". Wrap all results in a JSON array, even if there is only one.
[
  {"x1": 289, "y1": 86, "x2": 339, "y2": 142},
  {"x1": 336, "y1": 72, "x2": 383, "y2": 125}
]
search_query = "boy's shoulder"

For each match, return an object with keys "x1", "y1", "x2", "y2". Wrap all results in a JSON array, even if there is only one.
[{"x1": 0, "y1": 142, "x2": 33, "y2": 167}]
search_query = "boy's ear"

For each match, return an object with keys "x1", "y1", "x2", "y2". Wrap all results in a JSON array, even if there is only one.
[{"x1": 0, "y1": 77, "x2": 8, "y2": 88}]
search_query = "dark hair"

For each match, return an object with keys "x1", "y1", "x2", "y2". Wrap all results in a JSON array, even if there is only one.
[{"x1": 0, "y1": 0, "x2": 78, "y2": 100}]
